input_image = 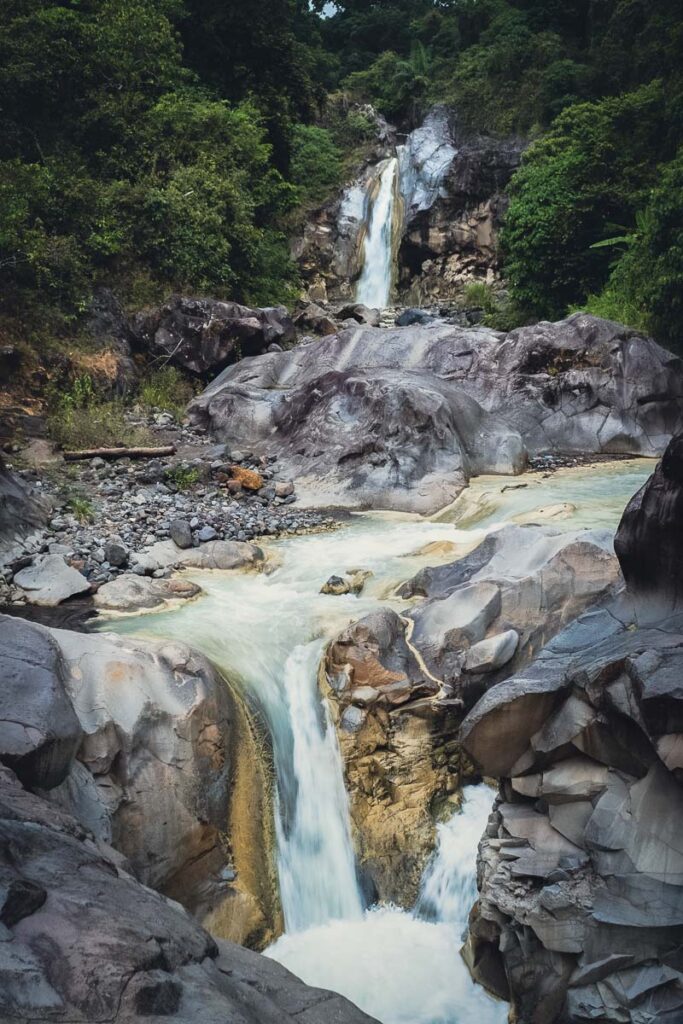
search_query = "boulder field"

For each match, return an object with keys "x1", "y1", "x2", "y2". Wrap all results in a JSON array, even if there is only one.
[
  {"x1": 189, "y1": 313, "x2": 683, "y2": 513},
  {"x1": 460, "y1": 432, "x2": 683, "y2": 1023}
]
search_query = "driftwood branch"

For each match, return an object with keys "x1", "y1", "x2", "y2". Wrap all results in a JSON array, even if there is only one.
[{"x1": 63, "y1": 445, "x2": 176, "y2": 462}]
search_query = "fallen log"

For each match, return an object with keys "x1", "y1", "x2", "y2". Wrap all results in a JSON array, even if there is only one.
[{"x1": 63, "y1": 445, "x2": 176, "y2": 462}]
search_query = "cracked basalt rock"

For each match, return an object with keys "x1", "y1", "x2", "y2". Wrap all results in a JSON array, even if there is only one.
[
  {"x1": 189, "y1": 313, "x2": 683, "y2": 513},
  {"x1": 132, "y1": 295, "x2": 295, "y2": 377},
  {"x1": 321, "y1": 525, "x2": 617, "y2": 907},
  {"x1": 461, "y1": 433, "x2": 683, "y2": 1023}
]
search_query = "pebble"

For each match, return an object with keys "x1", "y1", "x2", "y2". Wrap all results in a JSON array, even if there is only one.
[{"x1": 1, "y1": 415, "x2": 337, "y2": 600}]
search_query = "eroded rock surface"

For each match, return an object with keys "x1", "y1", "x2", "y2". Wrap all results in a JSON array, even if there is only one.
[
  {"x1": 133, "y1": 295, "x2": 295, "y2": 376},
  {"x1": 190, "y1": 314, "x2": 682, "y2": 512},
  {"x1": 0, "y1": 614, "x2": 278, "y2": 948},
  {"x1": 322, "y1": 525, "x2": 619, "y2": 905},
  {"x1": 461, "y1": 434, "x2": 683, "y2": 1023},
  {"x1": 0, "y1": 764, "x2": 376, "y2": 1024}
]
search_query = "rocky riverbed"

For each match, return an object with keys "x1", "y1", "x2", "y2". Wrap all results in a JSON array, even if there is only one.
[{"x1": 2, "y1": 303, "x2": 683, "y2": 1024}]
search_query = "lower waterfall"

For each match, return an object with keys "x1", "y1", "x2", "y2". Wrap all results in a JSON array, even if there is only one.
[
  {"x1": 356, "y1": 156, "x2": 398, "y2": 308},
  {"x1": 106, "y1": 463, "x2": 651, "y2": 1024},
  {"x1": 275, "y1": 641, "x2": 363, "y2": 931},
  {"x1": 266, "y1": 785, "x2": 505, "y2": 1024}
]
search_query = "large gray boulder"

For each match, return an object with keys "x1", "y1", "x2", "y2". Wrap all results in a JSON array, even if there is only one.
[
  {"x1": 0, "y1": 458, "x2": 49, "y2": 565},
  {"x1": 39, "y1": 625, "x2": 277, "y2": 945},
  {"x1": 13, "y1": 553, "x2": 91, "y2": 606},
  {"x1": 190, "y1": 340, "x2": 527, "y2": 512},
  {"x1": 0, "y1": 616, "x2": 82, "y2": 790},
  {"x1": 461, "y1": 435, "x2": 683, "y2": 1023},
  {"x1": 133, "y1": 295, "x2": 295, "y2": 376},
  {"x1": 0, "y1": 765, "x2": 376, "y2": 1024},
  {"x1": 189, "y1": 314, "x2": 683, "y2": 512}
]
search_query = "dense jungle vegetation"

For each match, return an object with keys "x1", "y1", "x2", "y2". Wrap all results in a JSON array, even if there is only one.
[{"x1": 1, "y1": 0, "x2": 681, "y2": 348}]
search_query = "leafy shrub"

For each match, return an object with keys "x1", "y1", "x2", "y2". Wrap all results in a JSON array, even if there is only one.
[
  {"x1": 47, "y1": 374, "x2": 151, "y2": 450},
  {"x1": 166, "y1": 464, "x2": 200, "y2": 491},
  {"x1": 502, "y1": 82, "x2": 669, "y2": 321},
  {"x1": 139, "y1": 366, "x2": 196, "y2": 418},
  {"x1": 290, "y1": 124, "x2": 343, "y2": 206},
  {"x1": 66, "y1": 494, "x2": 95, "y2": 523}
]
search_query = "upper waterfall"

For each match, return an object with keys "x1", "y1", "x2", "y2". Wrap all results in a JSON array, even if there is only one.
[{"x1": 356, "y1": 156, "x2": 398, "y2": 307}]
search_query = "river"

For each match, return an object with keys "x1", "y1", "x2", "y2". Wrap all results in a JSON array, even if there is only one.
[{"x1": 105, "y1": 458, "x2": 652, "y2": 1024}]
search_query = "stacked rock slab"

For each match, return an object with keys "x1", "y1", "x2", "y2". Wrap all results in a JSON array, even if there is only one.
[
  {"x1": 322, "y1": 525, "x2": 620, "y2": 907},
  {"x1": 461, "y1": 434, "x2": 683, "y2": 1023},
  {"x1": 190, "y1": 314, "x2": 683, "y2": 512}
]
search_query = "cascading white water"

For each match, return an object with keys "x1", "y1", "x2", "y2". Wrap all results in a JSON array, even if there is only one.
[
  {"x1": 106, "y1": 462, "x2": 652, "y2": 1024},
  {"x1": 267, "y1": 784, "x2": 506, "y2": 1024},
  {"x1": 416, "y1": 784, "x2": 495, "y2": 927},
  {"x1": 356, "y1": 156, "x2": 398, "y2": 308},
  {"x1": 275, "y1": 640, "x2": 363, "y2": 931}
]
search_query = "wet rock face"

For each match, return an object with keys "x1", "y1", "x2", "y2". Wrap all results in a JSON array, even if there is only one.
[
  {"x1": 461, "y1": 435, "x2": 683, "y2": 1024},
  {"x1": 0, "y1": 766, "x2": 375, "y2": 1024},
  {"x1": 614, "y1": 433, "x2": 683, "y2": 601},
  {"x1": 0, "y1": 458, "x2": 49, "y2": 562},
  {"x1": 190, "y1": 314, "x2": 683, "y2": 512},
  {"x1": 0, "y1": 614, "x2": 277, "y2": 948},
  {"x1": 398, "y1": 109, "x2": 525, "y2": 302},
  {"x1": 0, "y1": 617, "x2": 82, "y2": 790},
  {"x1": 322, "y1": 526, "x2": 619, "y2": 907},
  {"x1": 133, "y1": 295, "x2": 295, "y2": 376}
]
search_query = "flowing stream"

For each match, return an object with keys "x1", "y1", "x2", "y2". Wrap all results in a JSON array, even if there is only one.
[
  {"x1": 356, "y1": 156, "x2": 398, "y2": 307},
  {"x1": 106, "y1": 460, "x2": 652, "y2": 1024}
]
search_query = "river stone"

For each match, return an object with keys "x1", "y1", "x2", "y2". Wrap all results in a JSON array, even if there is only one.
[
  {"x1": 196, "y1": 525, "x2": 217, "y2": 542},
  {"x1": 169, "y1": 519, "x2": 193, "y2": 548},
  {"x1": 132, "y1": 539, "x2": 263, "y2": 572},
  {"x1": 104, "y1": 536, "x2": 129, "y2": 568},
  {"x1": 13, "y1": 554, "x2": 91, "y2": 606},
  {"x1": 464, "y1": 629, "x2": 519, "y2": 673},
  {"x1": 274, "y1": 480, "x2": 295, "y2": 498},
  {"x1": 94, "y1": 574, "x2": 202, "y2": 612},
  {"x1": 0, "y1": 615, "x2": 82, "y2": 790}
]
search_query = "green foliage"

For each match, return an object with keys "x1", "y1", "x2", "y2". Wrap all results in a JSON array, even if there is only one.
[
  {"x1": 344, "y1": 44, "x2": 432, "y2": 123},
  {"x1": 502, "y1": 83, "x2": 670, "y2": 320},
  {"x1": 47, "y1": 374, "x2": 151, "y2": 449},
  {"x1": 461, "y1": 281, "x2": 498, "y2": 314},
  {"x1": 139, "y1": 367, "x2": 195, "y2": 418},
  {"x1": 165, "y1": 464, "x2": 201, "y2": 491},
  {"x1": 290, "y1": 125, "x2": 344, "y2": 207},
  {"x1": 65, "y1": 494, "x2": 95, "y2": 524},
  {"x1": 0, "y1": 1, "x2": 301, "y2": 332},
  {"x1": 573, "y1": 150, "x2": 683, "y2": 349}
]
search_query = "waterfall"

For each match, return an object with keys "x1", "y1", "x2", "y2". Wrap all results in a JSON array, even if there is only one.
[
  {"x1": 267, "y1": 782, "x2": 505, "y2": 1024},
  {"x1": 416, "y1": 784, "x2": 495, "y2": 928},
  {"x1": 274, "y1": 640, "x2": 364, "y2": 932},
  {"x1": 356, "y1": 156, "x2": 398, "y2": 308}
]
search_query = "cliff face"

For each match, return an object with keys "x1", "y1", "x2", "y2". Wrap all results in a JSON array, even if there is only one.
[
  {"x1": 461, "y1": 434, "x2": 683, "y2": 1023},
  {"x1": 294, "y1": 106, "x2": 523, "y2": 305},
  {"x1": 397, "y1": 108, "x2": 525, "y2": 303}
]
